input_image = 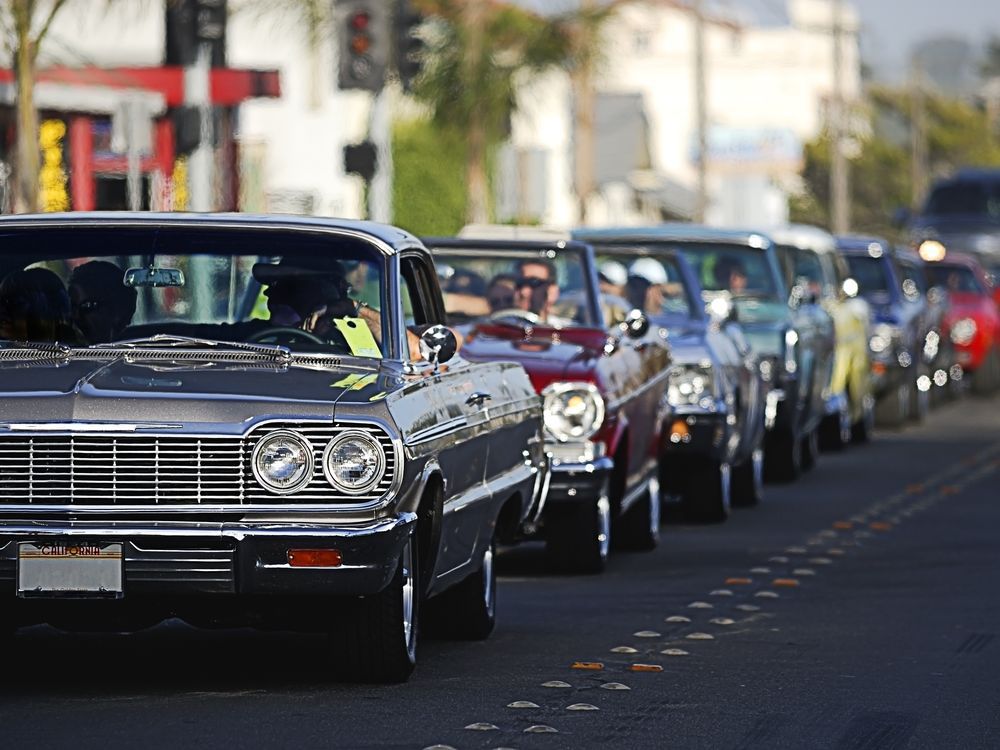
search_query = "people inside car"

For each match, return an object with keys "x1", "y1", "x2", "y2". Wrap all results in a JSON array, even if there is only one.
[
  {"x1": 69, "y1": 260, "x2": 138, "y2": 344},
  {"x1": 627, "y1": 258, "x2": 669, "y2": 313},
  {"x1": 486, "y1": 273, "x2": 517, "y2": 312},
  {"x1": 714, "y1": 257, "x2": 748, "y2": 295},
  {"x1": 0, "y1": 267, "x2": 78, "y2": 343},
  {"x1": 515, "y1": 259, "x2": 561, "y2": 321},
  {"x1": 598, "y1": 260, "x2": 628, "y2": 299}
]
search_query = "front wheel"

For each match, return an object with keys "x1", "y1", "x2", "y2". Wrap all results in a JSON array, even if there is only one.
[
  {"x1": 764, "y1": 429, "x2": 802, "y2": 483},
  {"x1": 618, "y1": 477, "x2": 662, "y2": 549},
  {"x1": 545, "y1": 487, "x2": 611, "y2": 574},
  {"x1": 680, "y1": 459, "x2": 731, "y2": 523},
  {"x1": 424, "y1": 533, "x2": 496, "y2": 641},
  {"x1": 731, "y1": 448, "x2": 763, "y2": 507},
  {"x1": 328, "y1": 535, "x2": 418, "y2": 683},
  {"x1": 819, "y1": 401, "x2": 851, "y2": 451}
]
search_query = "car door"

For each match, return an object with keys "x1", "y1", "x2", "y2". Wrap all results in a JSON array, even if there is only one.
[{"x1": 791, "y1": 247, "x2": 836, "y2": 430}]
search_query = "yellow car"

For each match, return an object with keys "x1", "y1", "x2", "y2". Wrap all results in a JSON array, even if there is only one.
[{"x1": 770, "y1": 226, "x2": 874, "y2": 448}]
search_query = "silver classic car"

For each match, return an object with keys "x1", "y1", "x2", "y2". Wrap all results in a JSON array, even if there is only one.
[{"x1": 0, "y1": 213, "x2": 547, "y2": 683}]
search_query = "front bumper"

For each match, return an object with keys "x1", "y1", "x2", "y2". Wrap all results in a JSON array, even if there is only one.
[
  {"x1": 664, "y1": 405, "x2": 728, "y2": 461},
  {"x1": 0, "y1": 513, "x2": 415, "y2": 599},
  {"x1": 544, "y1": 441, "x2": 614, "y2": 507}
]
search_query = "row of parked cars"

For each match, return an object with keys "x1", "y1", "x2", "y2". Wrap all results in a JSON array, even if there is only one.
[{"x1": 0, "y1": 212, "x2": 995, "y2": 683}]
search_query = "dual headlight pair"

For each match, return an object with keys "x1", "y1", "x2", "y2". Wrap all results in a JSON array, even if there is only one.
[
  {"x1": 668, "y1": 363, "x2": 717, "y2": 409},
  {"x1": 252, "y1": 429, "x2": 385, "y2": 495}
]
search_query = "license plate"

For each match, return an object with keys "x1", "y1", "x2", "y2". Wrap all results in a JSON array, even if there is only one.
[{"x1": 17, "y1": 542, "x2": 123, "y2": 598}]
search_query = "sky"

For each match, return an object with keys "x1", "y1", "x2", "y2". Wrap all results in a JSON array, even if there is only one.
[{"x1": 520, "y1": 1, "x2": 1000, "y2": 84}]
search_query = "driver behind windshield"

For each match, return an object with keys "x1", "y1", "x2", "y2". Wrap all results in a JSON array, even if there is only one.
[
  {"x1": 69, "y1": 260, "x2": 138, "y2": 344},
  {"x1": 514, "y1": 259, "x2": 567, "y2": 324},
  {"x1": 714, "y1": 257, "x2": 748, "y2": 295}
]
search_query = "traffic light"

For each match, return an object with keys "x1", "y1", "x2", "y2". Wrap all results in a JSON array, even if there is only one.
[
  {"x1": 344, "y1": 141, "x2": 378, "y2": 182},
  {"x1": 394, "y1": 0, "x2": 425, "y2": 92},
  {"x1": 165, "y1": 0, "x2": 227, "y2": 67},
  {"x1": 338, "y1": 0, "x2": 389, "y2": 92}
]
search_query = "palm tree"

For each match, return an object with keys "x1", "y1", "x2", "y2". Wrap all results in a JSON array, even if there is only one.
[
  {"x1": 2, "y1": 0, "x2": 71, "y2": 213},
  {"x1": 414, "y1": 0, "x2": 615, "y2": 224}
]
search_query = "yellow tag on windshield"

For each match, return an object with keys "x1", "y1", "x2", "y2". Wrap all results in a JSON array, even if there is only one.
[{"x1": 334, "y1": 317, "x2": 381, "y2": 358}]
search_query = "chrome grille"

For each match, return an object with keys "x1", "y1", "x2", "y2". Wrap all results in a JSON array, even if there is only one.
[{"x1": 0, "y1": 421, "x2": 396, "y2": 507}]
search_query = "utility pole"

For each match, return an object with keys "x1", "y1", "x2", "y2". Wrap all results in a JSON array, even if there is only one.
[
  {"x1": 693, "y1": 0, "x2": 708, "y2": 223},
  {"x1": 829, "y1": 0, "x2": 850, "y2": 234},
  {"x1": 573, "y1": 0, "x2": 596, "y2": 225},
  {"x1": 184, "y1": 42, "x2": 214, "y2": 213},
  {"x1": 368, "y1": 85, "x2": 393, "y2": 223},
  {"x1": 910, "y1": 59, "x2": 929, "y2": 211}
]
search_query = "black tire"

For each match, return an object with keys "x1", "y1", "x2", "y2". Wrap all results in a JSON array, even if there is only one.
[
  {"x1": 874, "y1": 381, "x2": 909, "y2": 428},
  {"x1": 618, "y1": 478, "x2": 662, "y2": 549},
  {"x1": 680, "y1": 459, "x2": 731, "y2": 523},
  {"x1": 818, "y1": 405, "x2": 850, "y2": 451},
  {"x1": 329, "y1": 535, "x2": 418, "y2": 683},
  {"x1": 545, "y1": 489, "x2": 611, "y2": 574},
  {"x1": 424, "y1": 534, "x2": 496, "y2": 641},
  {"x1": 800, "y1": 428, "x2": 819, "y2": 471},
  {"x1": 731, "y1": 448, "x2": 763, "y2": 507},
  {"x1": 851, "y1": 395, "x2": 875, "y2": 444},
  {"x1": 764, "y1": 429, "x2": 802, "y2": 483}
]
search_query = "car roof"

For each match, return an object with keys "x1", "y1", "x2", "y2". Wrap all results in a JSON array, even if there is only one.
[
  {"x1": 424, "y1": 236, "x2": 592, "y2": 253},
  {"x1": 456, "y1": 224, "x2": 573, "y2": 242},
  {"x1": 573, "y1": 224, "x2": 773, "y2": 249},
  {"x1": 765, "y1": 224, "x2": 837, "y2": 254},
  {"x1": 0, "y1": 212, "x2": 424, "y2": 255}
]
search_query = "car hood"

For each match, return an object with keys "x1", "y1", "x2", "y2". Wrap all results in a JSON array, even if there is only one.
[
  {"x1": 0, "y1": 356, "x2": 394, "y2": 425},
  {"x1": 655, "y1": 319, "x2": 709, "y2": 364},
  {"x1": 458, "y1": 323, "x2": 606, "y2": 385},
  {"x1": 741, "y1": 321, "x2": 786, "y2": 358}
]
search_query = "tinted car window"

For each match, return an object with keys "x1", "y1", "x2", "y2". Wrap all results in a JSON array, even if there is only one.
[
  {"x1": 924, "y1": 180, "x2": 1000, "y2": 218},
  {"x1": 678, "y1": 244, "x2": 779, "y2": 302},
  {"x1": 925, "y1": 264, "x2": 986, "y2": 294},
  {"x1": 845, "y1": 255, "x2": 892, "y2": 303}
]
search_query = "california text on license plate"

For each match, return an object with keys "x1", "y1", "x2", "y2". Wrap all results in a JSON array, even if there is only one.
[{"x1": 17, "y1": 542, "x2": 124, "y2": 598}]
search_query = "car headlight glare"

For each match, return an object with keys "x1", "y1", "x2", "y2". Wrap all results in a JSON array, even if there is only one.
[
  {"x1": 252, "y1": 430, "x2": 314, "y2": 494},
  {"x1": 951, "y1": 317, "x2": 977, "y2": 346},
  {"x1": 543, "y1": 382, "x2": 605, "y2": 442},
  {"x1": 323, "y1": 430, "x2": 386, "y2": 494},
  {"x1": 869, "y1": 323, "x2": 901, "y2": 357},
  {"x1": 783, "y1": 329, "x2": 798, "y2": 374}
]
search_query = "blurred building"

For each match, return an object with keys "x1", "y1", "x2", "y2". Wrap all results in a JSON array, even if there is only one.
[
  {"x1": 503, "y1": 0, "x2": 861, "y2": 228},
  {"x1": 0, "y1": 3, "x2": 369, "y2": 216}
]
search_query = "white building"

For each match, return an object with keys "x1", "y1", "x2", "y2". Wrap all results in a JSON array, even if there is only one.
[{"x1": 505, "y1": 0, "x2": 861, "y2": 228}]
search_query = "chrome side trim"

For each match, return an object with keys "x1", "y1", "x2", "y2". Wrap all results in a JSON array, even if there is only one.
[
  {"x1": 1, "y1": 422, "x2": 183, "y2": 432},
  {"x1": 405, "y1": 416, "x2": 469, "y2": 447}
]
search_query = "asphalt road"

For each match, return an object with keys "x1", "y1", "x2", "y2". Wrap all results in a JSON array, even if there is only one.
[{"x1": 2, "y1": 394, "x2": 999, "y2": 750}]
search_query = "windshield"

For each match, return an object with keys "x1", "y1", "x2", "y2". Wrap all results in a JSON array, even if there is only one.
[
  {"x1": 924, "y1": 180, "x2": 1000, "y2": 219},
  {"x1": 594, "y1": 251, "x2": 695, "y2": 319},
  {"x1": 845, "y1": 255, "x2": 894, "y2": 304},
  {"x1": 925, "y1": 264, "x2": 986, "y2": 295},
  {"x1": 432, "y1": 247, "x2": 598, "y2": 329},
  {"x1": 0, "y1": 235, "x2": 388, "y2": 358},
  {"x1": 677, "y1": 243, "x2": 781, "y2": 303}
]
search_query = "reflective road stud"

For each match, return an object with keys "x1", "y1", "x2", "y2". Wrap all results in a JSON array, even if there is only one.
[{"x1": 572, "y1": 662, "x2": 604, "y2": 670}]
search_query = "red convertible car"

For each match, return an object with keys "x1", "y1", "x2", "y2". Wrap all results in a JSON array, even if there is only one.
[{"x1": 425, "y1": 233, "x2": 672, "y2": 573}]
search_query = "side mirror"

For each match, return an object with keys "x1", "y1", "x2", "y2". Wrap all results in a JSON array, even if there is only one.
[
  {"x1": 419, "y1": 324, "x2": 458, "y2": 365},
  {"x1": 842, "y1": 277, "x2": 859, "y2": 299},
  {"x1": 621, "y1": 309, "x2": 649, "y2": 340}
]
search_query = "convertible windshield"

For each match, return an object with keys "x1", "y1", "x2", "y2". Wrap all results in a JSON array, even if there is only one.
[
  {"x1": 0, "y1": 230, "x2": 388, "y2": 358},
  {"x1": 432, "y1": 247, "x2": 599, "y2": 329},
  {"x1": 594, "y1": 251, "x2": 695, "y2": 318},
  {"x1": 677, "y1": 243, "x2": 781, "y2": 302}
]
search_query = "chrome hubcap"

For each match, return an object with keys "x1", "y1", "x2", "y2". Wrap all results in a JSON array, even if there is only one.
[
  {"x1": 596, "y1": 494, "x2": 611, "y2": 561},
  {"x1": 400, "y1": 538, "x2": 416, "y2": 660},
  {"x1": 482, "y1": 542, "x2": 495, "y2": 617},
  {"x1": 648, "y1": 476, "x2": 661, "y2": 537}
]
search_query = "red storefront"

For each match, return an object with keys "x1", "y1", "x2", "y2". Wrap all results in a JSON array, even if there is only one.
[{"x1": 0, "y1": 65, "x2": 280, "y2": 211}]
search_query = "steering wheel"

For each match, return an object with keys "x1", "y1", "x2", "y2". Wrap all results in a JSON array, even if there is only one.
[
  {"x1": 246, "y1": 326, "x2": 326, "y2": 347},
  {"x1": 489, "y1": 308, "x2": 541, "y2": 325}
]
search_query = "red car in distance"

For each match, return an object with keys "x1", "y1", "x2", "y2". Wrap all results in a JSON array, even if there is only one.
[
  {"x1": 426, "y1": 233, "x2": 672, "y2": 574},
  {"x1": 921, "y1": 248, "x2": 1000, "y2": 393}
]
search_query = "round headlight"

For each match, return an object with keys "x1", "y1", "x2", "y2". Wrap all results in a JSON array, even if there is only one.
[
  {"x1": 252, "y1": 430, "x2": 314, "y2": 494},
  {"x1": 542, "y1": 382, "x2": 605, "y2": 442},
  {"x1": 323, "y1": 430, "x2": 386, "y2": 494}
]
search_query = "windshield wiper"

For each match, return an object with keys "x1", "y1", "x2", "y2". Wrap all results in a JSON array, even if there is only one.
[
  {"x1": 93, "y1": 334, "x2": 291, "y2": 363},
  {"x1": 0, "y1": 339, "x2": 72, "y2": 360}
]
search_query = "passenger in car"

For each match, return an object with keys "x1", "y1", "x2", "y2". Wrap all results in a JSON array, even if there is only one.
[
  {"x1": 69, "y1": 260, "x2": 138, "y2": 344},
  {"x1": 714, "y1": 257, "x2": 749, "y2": 295},
  {"x1": 0, "y1": 267, "x2": 78, "y2": 343}
]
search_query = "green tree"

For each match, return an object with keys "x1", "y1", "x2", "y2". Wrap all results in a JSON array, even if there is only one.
[
  {"x1": 792, "y1": 85, "x2": 1000, "y2": 240},
  {"x1": 392, "y1": 118, "x2": 467, "y2": 236},
  {"x1": 1, "y1": 0, "x2": 71, "y2": 213},
  {"x1": 413, "y1": 0, "x2": 613, "y2": 224}
]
